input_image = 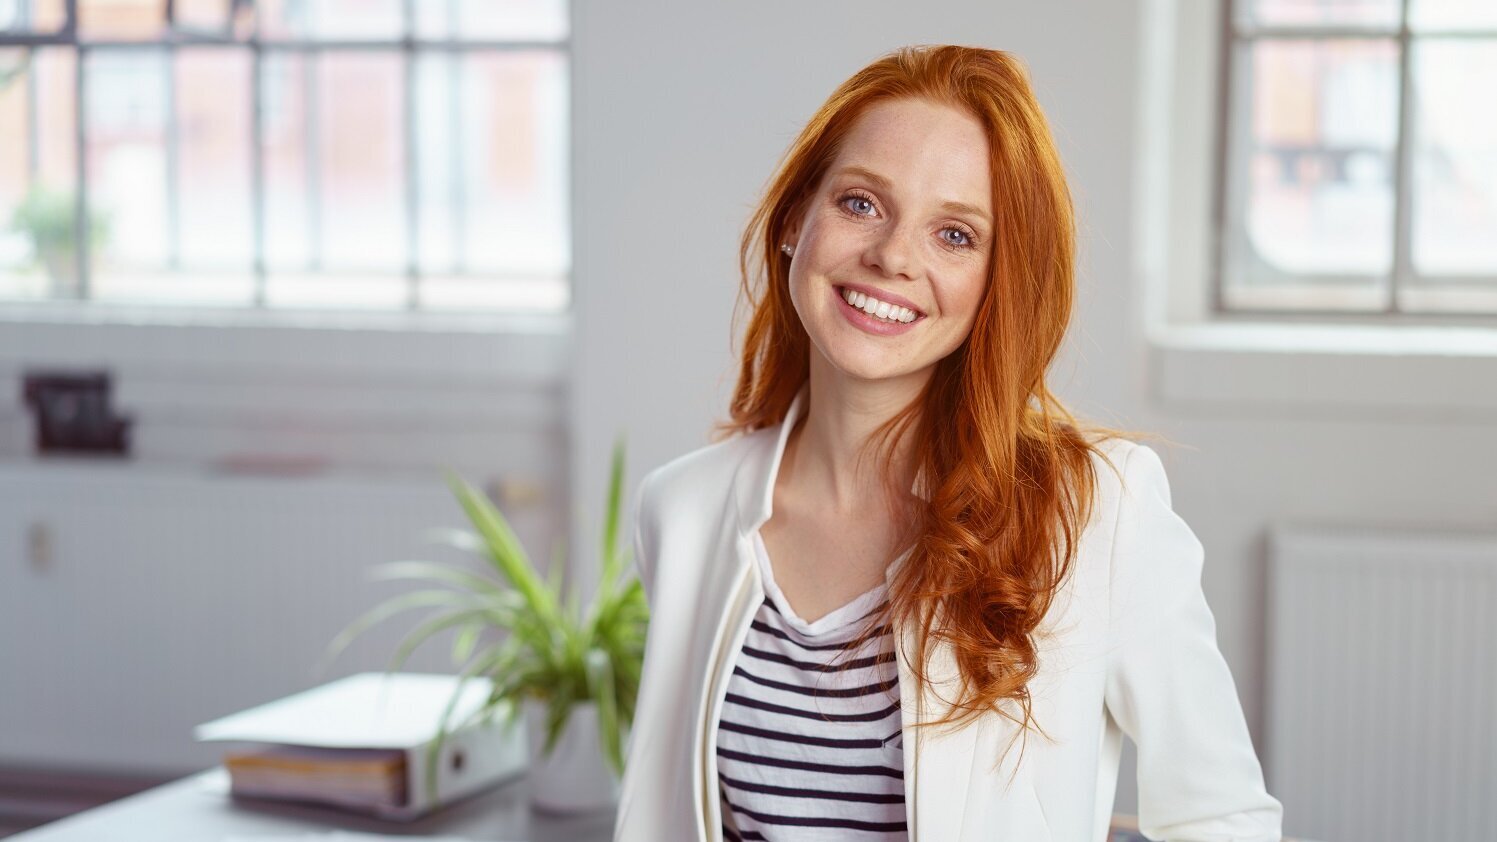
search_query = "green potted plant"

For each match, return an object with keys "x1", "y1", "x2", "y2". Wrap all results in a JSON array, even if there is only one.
[
  {"x1": 7, "y1": 184, "x2": 109, "y2": 297},
  {"x1": 320, "y1": 436, "x2": 650, "y2": 813}
]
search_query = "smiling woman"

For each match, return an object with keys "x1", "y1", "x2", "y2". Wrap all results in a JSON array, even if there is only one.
[{"x1": 614, "y1": 44, "x2": 1284, "y2": 842}]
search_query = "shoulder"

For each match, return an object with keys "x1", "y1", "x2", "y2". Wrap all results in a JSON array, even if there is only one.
[
  {"x1": 1083, "y1": 434, "x2": 1143, "y2": 493},
  {"x1": 636, "y1": 426, "x2": 772, "y2": 521},
  {"x1": 1080, "y1": 436, "x2": 1174, "y2": 527}
]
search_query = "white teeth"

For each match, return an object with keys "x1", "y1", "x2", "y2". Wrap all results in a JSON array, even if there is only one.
[{"x1": 840, "y1": 287, "x2": 918, "y2": 324}]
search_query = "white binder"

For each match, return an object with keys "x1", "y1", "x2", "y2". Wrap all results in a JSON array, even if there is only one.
[{"x1": 194, "y1": 671, "x2": 527, "y2": 820}]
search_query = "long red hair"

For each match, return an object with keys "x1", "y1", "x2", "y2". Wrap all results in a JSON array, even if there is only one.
[{"x1": 710, "y1": 44, "x2": 1160, "y2": 775}]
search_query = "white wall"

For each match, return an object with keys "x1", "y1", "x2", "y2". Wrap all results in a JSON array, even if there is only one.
[{"x1": 568, "y1": 0, "x2": 1497, "y2": 827}]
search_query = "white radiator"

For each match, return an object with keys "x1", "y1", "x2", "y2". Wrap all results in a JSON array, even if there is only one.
[
  {"x1": 0, "y1": 463, "x2": 555, "y2": 776},
  {"x1": 1267, "y1": 524, "x2": 1497, "y2": 842}
]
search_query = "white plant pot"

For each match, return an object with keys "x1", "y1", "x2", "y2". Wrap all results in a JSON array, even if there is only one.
[{"x1": 522, "y1": 697, "x2": 621, "y2": 813}]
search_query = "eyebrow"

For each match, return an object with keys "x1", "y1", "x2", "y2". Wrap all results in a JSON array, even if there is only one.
[{"x1": 832, "y1": 165, "x2": 992, "y2": 227}]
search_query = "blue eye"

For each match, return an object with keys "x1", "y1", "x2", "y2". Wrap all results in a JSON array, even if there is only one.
[
  {"x1": 842, "y1": 193, "x2": 876, "y2": 216},
  {"x1": 837, "y1": 189, "x2": 980, "y2": 251}
]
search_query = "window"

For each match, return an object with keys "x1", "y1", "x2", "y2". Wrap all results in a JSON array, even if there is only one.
[
  {"x1": 1218, "y1": 0, "x2": 1497, "y2": 316},
  {"x1": 0, "y1": 0, "x2": 569, "y2": 315}
]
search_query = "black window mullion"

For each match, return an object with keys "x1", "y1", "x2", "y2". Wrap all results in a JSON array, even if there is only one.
[
  {"x1": 24, "y1": 46, "x2": 38, "y2": 179},
  {"x1": 166, "y1": 42, "x2": 180, "y2": 272},
  {"x1": 447, "y1": 0, "x2": 462, "y2": 275},
  {"x1": 305, "y1": 48, "x2": 320, "y2": 273},
  {"x1": 1211, "y1": 0, "x2": 1236, "y2": 317},
  {"x1": 449, "y1": 50, "x2": 463, "y2": 273},
  {"x1": 73, "y1": 33, "x2": 89, "y2": 299},
  {"x1": 402, "y1": 0, "x2": 419, "y2": 309},
  {"x1": 1388, "y1": 0, "x2": 1416, "y2": 314},
  {"x1": 250, "y1": 27, "x2": 266, "y2": 306}
]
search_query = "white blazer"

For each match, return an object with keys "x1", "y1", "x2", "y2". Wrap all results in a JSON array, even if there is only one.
[{"x1": 614, "y1": 383, "x2": 1284, "y2": 841}]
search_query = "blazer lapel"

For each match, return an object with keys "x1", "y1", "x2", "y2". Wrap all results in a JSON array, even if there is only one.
[
  {"x1": 692, "y1": 530, "x2": 759, "y2": 837},
  {"x1": 892, "y1": 601, "x2": 972, "y2": 840},
  {"x1": 693, "y1": 384, "x2": 810, "y2": 836}
]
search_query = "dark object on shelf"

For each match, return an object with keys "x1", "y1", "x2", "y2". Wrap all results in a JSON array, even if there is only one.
[{"x1": 21, "y1": 370, "x2": 133, "y2": 456}]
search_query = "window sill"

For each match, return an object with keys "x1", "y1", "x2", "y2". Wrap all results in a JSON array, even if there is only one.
[
  {"x1": 0, "y1": 301, "x2": 573, "y2": 464},
  {"x1": 1145, "y1": 321, "x2": 1497, "y2": 418},
  {"x1": 0, "y1": 300, "x2": 573, "y2": 385}
]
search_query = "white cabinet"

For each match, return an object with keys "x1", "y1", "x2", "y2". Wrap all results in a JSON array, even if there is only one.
[{"x1": 0, "y1": 462, "x2": 559, "y2": 776}]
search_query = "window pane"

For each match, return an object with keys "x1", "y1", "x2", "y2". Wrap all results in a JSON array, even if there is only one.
[
  {"x1": 1226, "y1": 38, "x2": 1400, "y2": 291},
  {"x1": 1410, "y1": 0, "x2": 1497, "y2": 30},
  {"x1": 459, "y1": 51, "x2": 568, "y2": 276},
  {"x1": 1411, "y1": 40, "x2": 1497, "y2": 277},
  {"x1": 1239, "y1": 0, "x2": 1400, "y2": 29},
  {"x1": 422, "y1": 273, "x2": 568, "y2": 311},
  {"x1": 257, "y1": 0, "x2": 402, "y2": 41},
  {"x1": 410, "y1": 49, "x2": 567, "y2": 289},
  {"x1": 80, "y1": 0, "x2": 168, "y2": 41},
  {"x1": 0, "y1": 47, "x2": 77, "y2": 301},
  {"x1": 414, "y1": 0, "x2": 568, "y2": 41},
  {"x1": 1, "y1": 0, "x2": 67, "y2": 33},
  {"x1": 317, "y1": 52, "x2": 404, "y2": 270},
  {"x1": 264, "y1": 270, "x2": 407, "y2": 309},
  {"x1": 85, "y1": 49, "x2": 171, "y2": 292},
  {"x1": 173, "y1": 0, "x2": 233, "y2": 34},
  {"x1": 413, "y1": 53, "x2": 455, "y2": 273},
  {"x1": 262, "y1": 50, "x2": 407, "y2": 307},
  {"x1": 261, "y1": 52, "x2": 311, "y2": 269},
  {"x1": 261, "y1": 51, "x2": 406, "y2": 278},
  {"x1": 176, "y1": 48, "x2": 252, "y2": 273}
]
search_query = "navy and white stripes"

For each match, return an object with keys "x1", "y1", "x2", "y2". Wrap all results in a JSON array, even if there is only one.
[{"x1": 715, "y1": 530, "x2": 909, "y2": 841}]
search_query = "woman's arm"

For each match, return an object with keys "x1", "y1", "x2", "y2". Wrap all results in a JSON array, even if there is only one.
[{"x1": 1104, "y1": 443, "x2": 1285, "y2": 842}]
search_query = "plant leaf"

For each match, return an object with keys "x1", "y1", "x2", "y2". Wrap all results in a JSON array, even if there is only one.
[
  {"x1": 585, "y1": 647, "x2": 623, "y2": 775},
  {"x1": 443, "y1": 470, "x2": 561, "y2": 630},
  {"x1": 421, "y1": 643, "x2": 513, "y2": 808},
  {"x1": 368, "y1": 559, "x2": 510, "y2": 599},
  {"x1": 600, "y1": 435, "x2": 625, "y2": 581},
  {"x1": 385, "y1": 607, "x2": 498, "y2": 675},
  {"x1": 418, "y1": 526, "x2": 485, "y2": 555},
  {"x1": 314, "y1": 589, "x2": 483, "y2": 679},
  {"x1": 452, "y1": 622, "x2": 482, "y2": 665}
]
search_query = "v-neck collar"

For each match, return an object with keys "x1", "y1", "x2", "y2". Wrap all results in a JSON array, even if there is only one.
[
  {"x1": 730, "y1": 381, "x2": 930, "y2": 584},
  {"x1": 750, "y1": 528, "x2": 888, "y2": 636}
]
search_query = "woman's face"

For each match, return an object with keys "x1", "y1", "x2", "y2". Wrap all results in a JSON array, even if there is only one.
[{"x1": 786, "y1": 97, "x2": 994, "y2": 385}]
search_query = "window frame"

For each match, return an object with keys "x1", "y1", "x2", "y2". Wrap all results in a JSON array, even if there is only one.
[
  {"x1": 0, "y1": 0, "x2": 571, "y2": 314},
  {"x1": 1213, "y1": 0, "x2": 1497, "y2": 319},
  {"x1": 1140, "y1": 0, "x2": 1497, "y2": 418}
]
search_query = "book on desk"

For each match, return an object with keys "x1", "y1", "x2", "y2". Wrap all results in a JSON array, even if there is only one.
[{"x1": 193, "y1": 672, "x2": 528, "y2": 821}]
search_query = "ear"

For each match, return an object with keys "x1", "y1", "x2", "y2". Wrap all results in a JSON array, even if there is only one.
[{"x1": 782, "y1": 190, "x2": 811, "y2": 250}]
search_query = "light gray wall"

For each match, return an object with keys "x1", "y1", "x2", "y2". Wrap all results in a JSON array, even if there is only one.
[
  {"x1": 568, "y1": 0, "x2": 1154, "y2": 810},
  {"x1": 568, "y1": 0, "x2": 1497, "y2": 827},
  {"x1": 569, "y1": 0, "x2": 1147, "y2": 559}
]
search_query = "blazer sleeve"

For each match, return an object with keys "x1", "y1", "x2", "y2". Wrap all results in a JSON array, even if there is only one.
[{"x1": 1104, "y1": 443, "x2": 1285, "y2": 842}]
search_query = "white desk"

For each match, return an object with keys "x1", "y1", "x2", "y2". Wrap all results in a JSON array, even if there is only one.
[{"x1": 8, "y1": 768, "x2": 615, "y2": 842}]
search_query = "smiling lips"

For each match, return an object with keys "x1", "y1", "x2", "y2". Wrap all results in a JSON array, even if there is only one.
[
  {"x1": 836, "y1": 285, "x2": 923, "y2": 323},
  {"x1": 833, "y1": 284, "x2": 924, "y2": 336}
]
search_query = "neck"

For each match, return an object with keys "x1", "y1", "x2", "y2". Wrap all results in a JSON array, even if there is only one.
[{"x1": 784, "y1": 359, "x2": 928, "y2": 517}]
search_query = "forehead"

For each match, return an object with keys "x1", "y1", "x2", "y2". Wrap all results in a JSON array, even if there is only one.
[{"x1": 828, "y1": 98, "x2": 992, "y2": 214}]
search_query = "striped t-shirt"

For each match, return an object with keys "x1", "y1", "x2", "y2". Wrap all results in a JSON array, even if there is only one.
[{"x1": 715, "y1": 529, "x2": 909, "y2": 841}]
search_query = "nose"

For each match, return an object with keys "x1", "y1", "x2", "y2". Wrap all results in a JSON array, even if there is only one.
[{"x1": 863, "y1": 220, "x2": 921, "y2": 281}]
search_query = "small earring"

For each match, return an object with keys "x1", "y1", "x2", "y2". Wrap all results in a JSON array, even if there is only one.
[{"x1": 780, "y1": 243, "x2": 794, "y2": 257}]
